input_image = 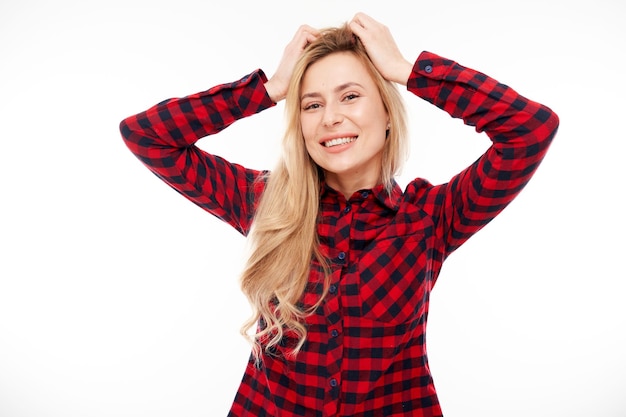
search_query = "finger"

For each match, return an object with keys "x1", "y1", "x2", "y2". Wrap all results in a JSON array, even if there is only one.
[
  {"x1": 298, "y1": 24, "x2": 318, "y2": 33},
  {"x1": 348, "y1": 19, "x2": 366, "y2": 39},
  {"x1": 350, "y1": 12, "x2": 375, "y2": 29},
  {"x1": 350, "y1": 13, "x2": 363, "y2": 29},
  {"x1": 294, "y1": 25, "x2": 319, "y2": 49},
  {"x1": 304, "y1": 30, "x2": 319, "y2": 46},
  {"x1": 297, "y1": 25, "x2": 320, "y2": 39}
]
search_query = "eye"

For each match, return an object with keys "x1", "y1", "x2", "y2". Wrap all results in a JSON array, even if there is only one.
[
  {"x1": 302, "y1": 102, "x2": 321, "y2": 111},
  {"x1": 343, "y1": 93, "x2": 360, "y2": 102}
]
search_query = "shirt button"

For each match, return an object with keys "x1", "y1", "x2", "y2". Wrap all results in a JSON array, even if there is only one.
[
  {"x1": 331, "y1": 329, "x2": 339, "y2": 338},
  {"x1": 424, "y1": 64, "x2": 433, "y2": 73},
  {"x1": 329, "y1": 284, "x2": 337, "y2": 294},
  {"x1": 330, "y1": 378, "x2": 338, "y2": 387},
  {"x1": 337, "y1": 252, "x2": 346, "y2": 260},
  {"x1": 343, "y1": 205, "x2": 351, "y2": 213},
  {"x1": 360, "y1": 191, "x2": 369, "y2": 198}
]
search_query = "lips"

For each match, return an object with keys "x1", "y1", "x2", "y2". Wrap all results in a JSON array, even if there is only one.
[{"x1": 323, "y1": 136, "x2": 357, "y2": 148}]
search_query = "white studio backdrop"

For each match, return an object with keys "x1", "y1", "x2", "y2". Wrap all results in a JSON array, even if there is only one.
[{"x1": 0, "y1": 0, "x2": 624, "y2": 416}]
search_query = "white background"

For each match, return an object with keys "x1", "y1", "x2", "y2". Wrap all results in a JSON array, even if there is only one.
[{"x1": 1, "y1": 0, "x2": 624, "y2": 416}]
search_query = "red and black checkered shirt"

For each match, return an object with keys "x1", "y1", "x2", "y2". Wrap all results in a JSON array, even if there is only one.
[{"x1": 120, "y1": 51, "x2": 559, "y2": 416}]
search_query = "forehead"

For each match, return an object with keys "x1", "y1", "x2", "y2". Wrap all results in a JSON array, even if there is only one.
[{"x1": 301, "y1": 51, "x2": 375, "y2": 93}]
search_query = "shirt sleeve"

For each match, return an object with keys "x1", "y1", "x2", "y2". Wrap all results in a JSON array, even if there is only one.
[
  {"x1": 406, "y1": 51, "x2": 560, "y2": 258},
  {"x1": 119, "y1": 69, "x2": 276, "y2": 235}
]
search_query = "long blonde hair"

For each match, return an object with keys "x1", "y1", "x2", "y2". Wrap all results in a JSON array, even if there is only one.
[{"x1": 240, "y1": 23, "x2": 409, "y2": 359}]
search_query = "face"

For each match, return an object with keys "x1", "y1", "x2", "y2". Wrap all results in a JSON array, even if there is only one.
[{"x1": 300, "y1": 52, "x2": 389, "y2": 195}]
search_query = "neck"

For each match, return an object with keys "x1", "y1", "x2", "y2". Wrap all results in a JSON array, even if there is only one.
[{"x1": 325, "y1": 172, "x2": 380, "y2": 199}]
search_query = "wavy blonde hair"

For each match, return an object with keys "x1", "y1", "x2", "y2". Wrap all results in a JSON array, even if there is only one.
[{"x1": 240, "y1": 23, "x2": 409, "y2": 359}]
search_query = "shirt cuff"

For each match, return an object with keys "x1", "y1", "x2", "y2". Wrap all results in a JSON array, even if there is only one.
[
  {"x1": 407, "y1": 51, "x2": 456, "y2": 105},
  {"x1": 205, "y1": 68, "x2": 276, "y2": 117}
]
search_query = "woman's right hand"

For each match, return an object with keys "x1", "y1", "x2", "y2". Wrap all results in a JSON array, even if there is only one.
[{"x1": 264, "y1": 25, "x2": 319, "y2": 103}]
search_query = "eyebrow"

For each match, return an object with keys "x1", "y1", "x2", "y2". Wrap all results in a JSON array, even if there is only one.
[{"x1": 300, "y1": 82, "x2": 365, "y2": 101}]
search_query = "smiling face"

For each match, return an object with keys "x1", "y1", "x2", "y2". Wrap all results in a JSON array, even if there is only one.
[{"x1": 300, "y1": 51, "x2": 390, "y2": 197}]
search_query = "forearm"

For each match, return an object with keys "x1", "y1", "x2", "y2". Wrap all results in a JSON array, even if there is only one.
[
  {"x1": 120, "y1": 69, "x2": 275, "y2": 155},
  {"x1": 408, "y1": 51, "x2": 559, "y2": 149}
]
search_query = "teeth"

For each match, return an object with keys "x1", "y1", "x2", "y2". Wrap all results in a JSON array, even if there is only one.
[{"x1": 324, "y1": 137, "x2": 356, "y2": 148}]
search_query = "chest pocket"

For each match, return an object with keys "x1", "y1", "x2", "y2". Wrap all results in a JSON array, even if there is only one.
[{"x1": 350, "y1": 234, "x2": 431, "y2": 324}]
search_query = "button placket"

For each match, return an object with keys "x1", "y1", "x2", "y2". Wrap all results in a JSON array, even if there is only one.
[
  {"x1": 333, "y1": 200, "x2": 352, "y2": 265},
  {"x1": 323, "y1": 201, "x2": 348, "y2": 406}
]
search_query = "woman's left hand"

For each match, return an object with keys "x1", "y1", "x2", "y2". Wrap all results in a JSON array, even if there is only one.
[{"x1": 349, "y1": 13, "x2": 413, "y2": 86}]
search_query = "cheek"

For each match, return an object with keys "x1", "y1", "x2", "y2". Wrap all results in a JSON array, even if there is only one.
[
  {"x1": 304, "y1": 140, "x2": 324, "y2": 169},
  {"x1": 302, "y1": 134, "x2": 324, "y2": 168},
  {"x1": 304, "y1": 140, "x2": 316, "y2": 160},
  {"x1": 300, "y1": 115, "x2": 314, "y2": 139}
]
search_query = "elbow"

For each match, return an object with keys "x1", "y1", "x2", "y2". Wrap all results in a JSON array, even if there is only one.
[
  {"x1": 119, "y1": 116, "x2": 144, "y2": 158},
  {"x1": 545, "y1": 105, "x2": 560, "y2": 139},
  {"x1": 536, "y1": 104, "x2": 560, "y2": 150},
  {"x1": 119, "y1": 118, "x2": 133, "y2": 143},
  {"x1": 119, "y1": 115, "x2": 145, "y2": 152}
]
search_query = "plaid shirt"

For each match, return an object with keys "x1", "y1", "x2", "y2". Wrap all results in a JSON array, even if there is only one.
[{"x1": 120, "y1": 51, "x2": 559, "y2": 416}]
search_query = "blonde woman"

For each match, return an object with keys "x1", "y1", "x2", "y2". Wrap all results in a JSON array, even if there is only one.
[{"x1": 120, "y1": 12, "x2": 559, "y2": 417}]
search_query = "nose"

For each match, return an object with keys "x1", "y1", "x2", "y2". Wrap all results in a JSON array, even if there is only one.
[{"x1": 322, "y1": 103, "x2": 343, "y2": 127}]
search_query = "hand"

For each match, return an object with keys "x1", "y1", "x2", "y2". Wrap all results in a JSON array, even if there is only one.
[
  {"x1": 264, "y1": 25, "x2": 320, "y2": 103},
  {"x1": 349, "y1": 13, "x2": 413, "y2": 85}
]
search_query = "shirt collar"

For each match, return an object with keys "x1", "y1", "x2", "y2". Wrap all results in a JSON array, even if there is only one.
[{"x1": 320, "y1": 179, "x2": 402, "y2": 212}]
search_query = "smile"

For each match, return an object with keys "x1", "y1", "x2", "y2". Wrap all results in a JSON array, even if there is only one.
[{"x1": 323, "y1": 137, "x2": 357, "y2": 148}]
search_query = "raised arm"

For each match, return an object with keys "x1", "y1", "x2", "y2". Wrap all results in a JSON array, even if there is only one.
[
  {"x1": 350, "y1": 12, "x2": 559, "y2": 258},
  {"x1": 409, "y1": 51, "x2": 559, "y2": 256},
  {"x1": 119, "y1": 71, "x2": 275, "y2": 235},
  {"x1": 120, "y1": 24, "x2": 321, "y2": 235}
]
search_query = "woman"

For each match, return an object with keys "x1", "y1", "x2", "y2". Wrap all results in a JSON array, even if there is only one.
[{"x1": 120, "y1": 12, "x2": 559, "y2": 417}]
